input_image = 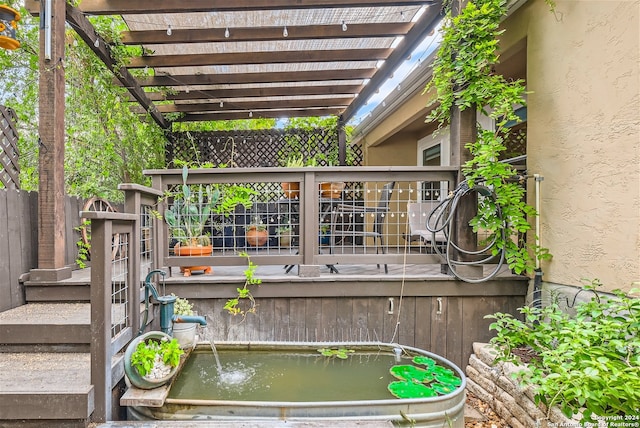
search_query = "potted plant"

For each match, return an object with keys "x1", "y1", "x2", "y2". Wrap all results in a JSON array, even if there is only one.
[
  {"x1": 277, "y1": 225, "x2": 293, "y2": 247},
  {"x1": 281, "y1": 154, "x2": 304, "y2": 199},
  {"x1": 165, "y1": 166, "x2": 255, "y2": 276},
  {"x1": 124, "y1": 331, "x2": 184, "y2": 390},
  {"x1": 245, "y1": 217, "x2": 268, "y2": 247},
  {"x1": 171, "y1": 295, "x2": 198, "y2": 348}
]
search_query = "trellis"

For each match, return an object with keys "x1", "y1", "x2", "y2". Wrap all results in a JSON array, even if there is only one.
[
  {"x1": 0, "y1": 105, "x2": 20, "y2": 189},
  {"x1": 168, "y1": 128, "x2": 362, "y2": 168}
]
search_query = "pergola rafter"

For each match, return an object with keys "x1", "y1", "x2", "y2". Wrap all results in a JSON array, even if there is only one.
[{"x1": 27, "y1": 0, "x2": 443, "y2": 126}]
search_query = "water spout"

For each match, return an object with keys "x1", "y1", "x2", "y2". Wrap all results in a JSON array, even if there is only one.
[{"x1": 172, "y1": 314, "x2": 207, "y2": 326}]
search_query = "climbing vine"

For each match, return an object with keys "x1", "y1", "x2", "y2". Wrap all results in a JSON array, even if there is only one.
[{"x1": 426, "y1": 0, "x2": 550, "y2": 274}]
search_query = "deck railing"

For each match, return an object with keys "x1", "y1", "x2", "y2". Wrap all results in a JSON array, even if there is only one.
[{"x1": 130, "y1": 166, "x2": 459, "y2": 276}]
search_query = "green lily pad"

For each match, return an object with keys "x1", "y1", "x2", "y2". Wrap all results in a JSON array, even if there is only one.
[
  {"x1": 390, "y1": 365, "x2": 434, "y2": 383},
  {"x1": 432, "y1": 382, "x2": 456, "y2": 395},
  {"x1": 388, "y1": 381, "x2": 438, "y2": 399},
  {"x1": 412, "y1": 356, "x2": 436, "y2": 369},
  {"x1": 431, "y1": 365, "x2": 454, "y2": 377},
  {"x1": 434, "y1": 372, "x2": 462, "y2": 387}
]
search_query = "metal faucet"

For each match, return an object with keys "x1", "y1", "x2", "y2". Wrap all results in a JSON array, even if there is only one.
[{"x1": 139, "y1": 269, "x2": 207, "y2": 336}]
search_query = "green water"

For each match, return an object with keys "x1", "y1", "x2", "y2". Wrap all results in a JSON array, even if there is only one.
[{"x1": 168, "y1": 349, "x2": 406, "y2": 402}]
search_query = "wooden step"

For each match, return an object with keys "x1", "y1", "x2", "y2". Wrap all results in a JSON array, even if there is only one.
[
  {"x1": 0, "y1": 303, "x2": 90, "y2": 351},
  {"x1": 0, "y1": 303, "x2": 153, "y2": 352},
  {"x1": 23, "y1": 268, "x2": 92, "y2": 303},
  {"x1": 0, "y1": 352, "x2": 94, "y2": 423}
]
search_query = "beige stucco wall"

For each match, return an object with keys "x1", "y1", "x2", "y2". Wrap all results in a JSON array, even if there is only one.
[
  {"x1": 358, "y1": 0, "x2": 640, "y2": 292},
  {"x1": 518, "y1": 0, "x2": 640, "y2": 292}
]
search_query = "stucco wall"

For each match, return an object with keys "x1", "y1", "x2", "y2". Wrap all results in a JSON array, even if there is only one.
[{"x1": 520, "y1": 0, "x2": 640, "y2": 292}]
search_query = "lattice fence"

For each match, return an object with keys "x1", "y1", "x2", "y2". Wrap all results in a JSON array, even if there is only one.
[
  {"x1": 168, "y1": 128, "x2": 362, "y2": 168},
  {"x1": 0, "y1": 106, "x2": 20, "y2": 189}
]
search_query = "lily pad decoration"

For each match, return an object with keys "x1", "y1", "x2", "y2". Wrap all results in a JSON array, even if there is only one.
[
  {"x1": 412, "y1": 356, "x2": 436, "y2": 369},
  {"x1": 432, "y1": 382, "x2": 456, "y2": 395},
  {"x1": 317, "y1": 348, "x2": 355, "y2": 359},
  {"x1": 435, "y1": 371, "x2": 462, "y2": 387},
  {"x1": 388, "y1": 381, "x2": 438, "y2": 398},
  {"x1": 390, "y1": 365, "x2": 434, "y2": 383}
]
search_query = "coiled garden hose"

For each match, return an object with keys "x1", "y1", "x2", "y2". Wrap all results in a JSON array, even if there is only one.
[{"x1": 425, "y1": 181, "x2": 507, "y2": 283}]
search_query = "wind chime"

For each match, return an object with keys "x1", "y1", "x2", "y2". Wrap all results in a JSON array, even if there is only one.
[{"x1": 0, "y1": 4, "x2": 20, "y2": 50}]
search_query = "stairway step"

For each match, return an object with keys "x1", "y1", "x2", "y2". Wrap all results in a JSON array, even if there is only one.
[
  {"x1": 0, "y1": 352, "x2": 94, "y2": 421},
  {"x1": 0, "y1": 303, "x2": 152, "y2": 351},
  {"x1": 24, "y1": 269, "x2": 92, "y2": 303},
  {"x1": 0, "y1": 303, "x2": 90, "y2": 349}
]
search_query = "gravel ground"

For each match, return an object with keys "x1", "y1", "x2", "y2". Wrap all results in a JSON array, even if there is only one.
[{"x1": 466, "y1": 391, "x2": 510, "y2": 428}]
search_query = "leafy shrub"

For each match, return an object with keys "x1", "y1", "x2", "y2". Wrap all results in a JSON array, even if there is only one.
[{"x1": 486, "y1": 281, "x2": 640, "y2": 422}]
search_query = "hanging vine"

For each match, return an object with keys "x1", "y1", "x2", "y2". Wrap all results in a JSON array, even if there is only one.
[{"x1": 426, "y1": 0, "x2": 550, "y2": 274}]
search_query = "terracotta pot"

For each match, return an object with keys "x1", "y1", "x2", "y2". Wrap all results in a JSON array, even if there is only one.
[
  {"x1": 173, "y1": 244, "x2": 213, "y2": 277},
  {"x1": 246, "y1": 226, "x2": 268, "y2": 246},
  {"x1": 319, "y1": 182, "x2": 345, "y2": 199},
  {"x1": 281, "y1": 182, "x2": 300, "y2": 199}
]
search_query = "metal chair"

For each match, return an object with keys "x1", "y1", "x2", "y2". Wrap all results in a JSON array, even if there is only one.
[
  {"x1": 405, "y1": 201, "x2": 447, "y2": 253},
  {"x1": 329, "y1": 182, "x2": 395, "y2": 273}
]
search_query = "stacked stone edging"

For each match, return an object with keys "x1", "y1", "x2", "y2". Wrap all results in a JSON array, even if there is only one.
[{"x1": 466, "y1": 342, "x2": 580, "y2": 428}]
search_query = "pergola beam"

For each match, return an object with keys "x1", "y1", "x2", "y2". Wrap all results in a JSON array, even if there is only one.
[
  {"x1": 133, "y1": 97, "x2": 353, "y2": 114},
  {"x1": 134, "y1": 84, "x2": 364, "y2": 102},
  {"x1": 64, "y1": 3, "x2": 169, "y2": 129},
  {"x1": 73, "y1": 0, "x2": 432, "y2": 15},
  {"x1": 128, "y1": 69, "x2": 376, "y2": 87},
  {"x1": 127, "y1": 49, "x2": 392, "y2": 69},
  {"x1": 121, "y1": 22, "x2": 413, "y2": 45},
  {"x1": 174, "y1": 108, "x2": 343, "y2": 122}
]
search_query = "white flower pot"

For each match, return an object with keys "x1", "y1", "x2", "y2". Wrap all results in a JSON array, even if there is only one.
[{"x1": 172, "y1": 322, "x2": 197, "y2": 348}]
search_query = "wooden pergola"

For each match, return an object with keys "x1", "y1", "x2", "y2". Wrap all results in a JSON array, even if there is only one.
[{"x1": 22, "y1": 0, "x2": 486, "y2": 282}]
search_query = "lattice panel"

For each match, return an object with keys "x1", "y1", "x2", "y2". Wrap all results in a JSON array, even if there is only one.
[
  {"x1": 168, "y1": 128, "x2": 363, "y2": 168},
  {"x1": 0, "y1": 106, "x2": 20, "y2": 189}
]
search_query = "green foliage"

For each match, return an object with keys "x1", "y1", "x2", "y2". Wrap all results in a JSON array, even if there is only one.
[
  {"x1": 279, "y1": 116, "x2": 356, "y2": 167},
  {"x1": 0, "y1": 8, "x2": 166, "y2": 200},
  {"x1": 425, "y1": 0, "x2": 550, "y2": 274},
  {"x1": 224, "y1": 251, "x2": 262, "y2": 318},
  {"x1": 486, "y1": 281, "x2": 640, "y2": 422},
  {"x1": 164, "y1": 166, "x2": 256, "y2": 245},
  {"x1": 317, "y1": 348, "x2": 355, "y2": 359},
  {"x1": 131, "y1": 336, "x2": 184, "y2": 377},
  {"x1": 172, "y1": 118, "x2": 276, "y2": 132},
  {"x1": 74, "y1": 219, "x2": 91, "y2": 269},
  {"x1": 171, "y1": 294, "x2": 194, "y2": 316}
]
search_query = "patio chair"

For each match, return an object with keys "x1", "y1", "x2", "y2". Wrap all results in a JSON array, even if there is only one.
[
  {"x1": 405, "y1": 201, "x2": 448, "y2": 253},
  {"x1": 329, "y1": 181, "x2": 395, "y2": 273}
]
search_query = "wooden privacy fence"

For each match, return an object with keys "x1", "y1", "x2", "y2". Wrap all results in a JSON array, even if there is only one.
[
  {"x1": 0, "y1": 188, "x2": 84, "y2": 311},
  {"x1": 0, "y1": 105, "x2": 20, "y2": 189}
]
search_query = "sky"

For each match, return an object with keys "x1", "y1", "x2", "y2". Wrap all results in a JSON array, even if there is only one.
[{"x1": 349, "y1": 22, "x2": 443, "y2": 127}]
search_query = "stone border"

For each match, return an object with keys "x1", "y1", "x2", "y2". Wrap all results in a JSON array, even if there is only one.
[{"x1": 466, "y1": 343, "x2": 582, "y2": 428}]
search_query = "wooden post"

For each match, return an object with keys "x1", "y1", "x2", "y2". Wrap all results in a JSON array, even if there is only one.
[
  {"x1": 32, "y1": 0, "x2": 71, "y2": 281},
  {"x1": 449, "y1": 0, "x2": 482, "y2": 278},
  {"x1": 338, "y1": 116, "x2": 346, "y2": 166}
]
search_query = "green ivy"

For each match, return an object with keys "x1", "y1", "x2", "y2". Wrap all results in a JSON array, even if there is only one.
[
  {"x1": 486, "y1": 281, "x2": 640, "y2": 422},
  {"x1": 425, "y1": 0, "x2": 550, "y2": 274}
]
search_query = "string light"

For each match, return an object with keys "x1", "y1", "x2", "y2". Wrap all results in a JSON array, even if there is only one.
[
  {"x1": 166, "y1": 25, "x2": 172, "y2": 36},
  {"x1": 400, "y1": 11, "x2": 406, "y2": 21},
  {"x1": 219, "y1": 100, "x2": 224, "y2": 108},
  {"x1": 283, "y1": 26, "x2": 288, "y2": 37},
  {"x1": 224, "y1": 27, "x2": 230, "y2": 38},
  {"x1": 248, "y1": 111, "x2": 253, "y2": 118},
  {"x1": 94, "y1": 38, "x2": 99, "y2": 48},
  {"x1": 341, "y1": 20, "x2": 348, "y2": 31},
  {"x1": 185, "y1": 86, "x2": 190, "y2": 94}
]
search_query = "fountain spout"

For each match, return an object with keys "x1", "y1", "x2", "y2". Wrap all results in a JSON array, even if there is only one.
[{"x1": 172, "y1": 314, "x2": 207, "y2": 326}]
